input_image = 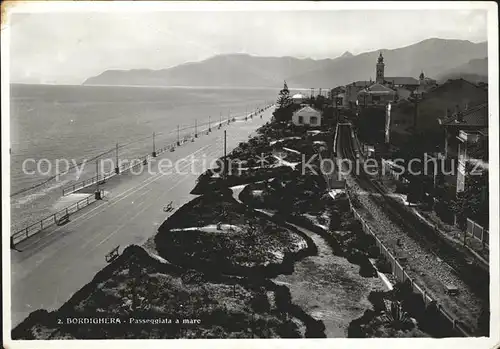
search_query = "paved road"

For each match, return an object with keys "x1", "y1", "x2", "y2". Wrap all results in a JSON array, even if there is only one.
[{"x1": 10, "y1": 107, "x2": 274, "y2": 328}]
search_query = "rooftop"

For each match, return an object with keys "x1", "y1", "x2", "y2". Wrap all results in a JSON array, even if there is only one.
[
  {"x1": 349, "y1": 80, "x2": 373, "y2": 87},
  {"x1": 384, "y1": 77, "x2": 420, "y2": 86},
  {"x1": 438, "y1": 103, "x2": 488, "y2": 127},
  {"x1": 359, "y1": 83, "x2": 395, "y2": 95},
  {"x1": 293, "y1": 105, "x2": 321, "y2": 116}
]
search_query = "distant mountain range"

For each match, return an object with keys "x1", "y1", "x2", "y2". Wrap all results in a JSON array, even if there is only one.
[
  {"x1": 84, "y1": 38, "x2": 488, "y2": 89},
  {"x1": 435, "y1": 57, "x2": 488, "y2": 84}
]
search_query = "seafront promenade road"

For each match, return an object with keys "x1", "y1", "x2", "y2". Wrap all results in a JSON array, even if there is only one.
[{"x1": 10, "y1": 108, "x2": 274, "y2": 328}]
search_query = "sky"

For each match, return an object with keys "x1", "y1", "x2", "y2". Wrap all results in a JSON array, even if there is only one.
[{"x1": 7, "y1": 7, "x2": 488, "y2": 84}]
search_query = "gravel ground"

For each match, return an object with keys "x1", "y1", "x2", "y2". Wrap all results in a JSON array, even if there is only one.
[
  {"x1": 345, "y1": 175, "x2": 484, "y2": 334},
  {"x1": 378, "y1": 175, "x2": 489, "y2": 262},
  {"x1": 273, "y1": 222, "x2": 387, "y2": 337}
]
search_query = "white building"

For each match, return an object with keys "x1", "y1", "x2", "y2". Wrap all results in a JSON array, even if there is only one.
[
  {"x1": 456, "y1": 129, "x2": 488, "y2": 192},
  {"x1": 292, "y1": 106, "x2": 321, "y2": 127},
  {"x1": 292, "y1": 93, "x2": 306, "y2": 104}
]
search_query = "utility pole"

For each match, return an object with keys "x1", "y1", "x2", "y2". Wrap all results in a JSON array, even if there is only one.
[
  {"x1": 413, "y1": 96, "x2": 419, "y2": 131},
  {"x1": 177, "y1": 125, "x2": 180, "y2": 146},
  {"x1": 408, "y1": 91, "x2": 422, "y2": 133},
  {"x1": 115, "y1": 143, "x2": 120, "y2": 174},
  {"x1": 224, "y1": 130, "x2": 227, "y2": 180},
  {"x1": 152, "y1": 132, "x2": 156, "y2": 157},
  {"x1": 334, "y1": 92, "x2": 339, "y2": 127}
]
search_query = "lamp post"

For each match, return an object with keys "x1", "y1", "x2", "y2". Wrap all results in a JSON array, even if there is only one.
[
  {"x1": 152, "y1": 132, "x2": 156, "y2": 157},
  {"x1": 385, "y1": 103, "x2": 391, "y2": 144},
  {"x1": 223, "y1": 130, "x2": 227, "y2": 180},
  {"x1": 95, "y1": 158, "x2": 102, "y2": 200},
  {"x1": 115, "y1": 143, "x2": 120, "y2": 174}
]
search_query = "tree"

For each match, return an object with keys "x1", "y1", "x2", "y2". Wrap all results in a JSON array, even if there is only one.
[
  {"x1": 406, "y1": 178, "x2": 424, "y2": 205},
  {"x1": 313, "y1": 95, "x2": 328, "y2": 111},
  {"x1": 272, "y1": 81, "x2": 298, "y2": 123},
  {"x1": 276, "y1": 81, "x2": 292, "y2": 109}
]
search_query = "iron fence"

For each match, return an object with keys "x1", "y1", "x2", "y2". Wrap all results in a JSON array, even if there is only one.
[
  {"x1": 323, "y1": 126, "x2": 471, "y2": 336},
  {"x1": 59, "y1": 112, "x2": 252, "y2": 196},
  {"x1": 466, "y1": 218, "x2": 489, "y2": 247},
  {"x1": 13, "y1": 106, "x2": 273, "y2": 247},
  {"x1": 345, "y1": 189, "x2": 470, "y2": 337},
  {"x1": 11, "y1": 190, "x2": 105, "y2": 247}
]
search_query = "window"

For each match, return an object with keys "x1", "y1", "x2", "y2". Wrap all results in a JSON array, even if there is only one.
[
  {"x1": 298, "y1": 116, "x2": 304, "y2": 124},
  {"x1": 372, "y1": 95, "x2": 380, "y2": 102},
  {"x1": 310, "y1": 116, "x2": 318, "y2": 125}
]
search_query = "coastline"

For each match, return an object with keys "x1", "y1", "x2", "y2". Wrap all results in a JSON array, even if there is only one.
[{"x1": 10, "y1": 106, "x2": 274, "y2": 328}]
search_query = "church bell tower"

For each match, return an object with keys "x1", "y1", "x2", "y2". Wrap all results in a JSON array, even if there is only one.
[
  {"x1": 376, "y1": 52, "x2": 385, "y2": 84},
  {"x1": 419, "y1": 70, "x2": 425, "y2": 85}
]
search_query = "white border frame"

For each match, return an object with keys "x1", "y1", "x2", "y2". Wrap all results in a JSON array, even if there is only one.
[{"x1": 2, "y1": 2, "x2": 499, "y2": 349}]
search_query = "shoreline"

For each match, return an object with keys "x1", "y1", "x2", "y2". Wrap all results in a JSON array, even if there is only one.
[{"x1": 9, "y1": 105, "x2": 267, "y2": 234}]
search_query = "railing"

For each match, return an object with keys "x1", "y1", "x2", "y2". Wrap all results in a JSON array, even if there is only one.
[
  {"x1": 61, "y1": 173, "x2": 111, "y2": 196},
  {"x1": 466, "y1": 218, "x2": 489, "y2": 247},
  {"x1": 12, "y1": 105, "x2": 274, "y2": 248},
  {"x1": 321, "y1": 128, "x2": 470, "y2": 337},
  {"x1": 59, "y1": 109, "x2": 269, "y2": 197},
  {"x1": 11, "y1": 190, "x2": 105, "y2": 247},
  {"x1": 381, "y1": 159, "x2": 403, "y2": 181},
  {"x1": 345, "y1": 187, "x2": 470, "y2": 337}
]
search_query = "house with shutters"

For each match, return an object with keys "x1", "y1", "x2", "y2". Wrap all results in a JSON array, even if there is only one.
[
  {"x1": 357, "y1": 83, "x2": 397, "y2": 107},
  {"x1": 455, "y1": 129, "x2": 488, "y2": 193},
  {"x1": 292, "y1": 106, "x2": 322, "y2": 127},
  {"x1": 437, "y1": 102, "x2": 488, "y2": 159}
]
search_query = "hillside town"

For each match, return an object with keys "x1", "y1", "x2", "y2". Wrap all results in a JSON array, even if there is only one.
[
  {"x1": 263, "y1": 51, "x2": 490, "y2": 333},
  {"x1": 288, "y1": 52, "x2": 489, "y2": 246}
]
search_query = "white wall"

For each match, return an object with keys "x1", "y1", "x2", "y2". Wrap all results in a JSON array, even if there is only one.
[{"x1": 292, "y1": 111, "x2": 322, "y2": 127}]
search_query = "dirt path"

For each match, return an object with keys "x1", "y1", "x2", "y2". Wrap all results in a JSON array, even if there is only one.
[
  {"x1": 228, "y1": 157, "x2": 388, "y2": 338},
  {"x1": 273, "y1": 223, "x2": 387, "y2": 337}
]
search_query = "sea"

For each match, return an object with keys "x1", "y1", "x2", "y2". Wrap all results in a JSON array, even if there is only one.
[{"x1": 9, "y1": 83, "x2": 281, "y2": 231}]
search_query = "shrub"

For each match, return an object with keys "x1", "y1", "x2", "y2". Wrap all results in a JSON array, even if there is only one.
[
  {"x1": 375, "y1": 256, "x2": 392, "y2": 274},
  {"x1": 250, "y1": 294, "x2": 271, "y2": 313}
]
